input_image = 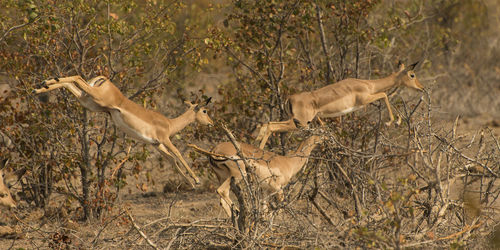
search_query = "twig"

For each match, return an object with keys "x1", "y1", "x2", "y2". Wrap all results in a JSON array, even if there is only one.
[
  {"x1": 334, "y1": 162, "x2": 361, "y2": 219},
  {"x1": 224, "y1": 47, "x2": 271, "y2": 88},
  {"x1": 13, "y1": 213, "x2": 54, "y2": 235},
  {"x1": 165, "y1": 228, "x2": 181, "y2": 250},
  {"x1": 91, "y1": 210, "x2": 127, "y2": 247},
  {"x1": 0, "y1": 17, "x2": 40, "y2": 43},
  {"x1": 434, "y1": 134, "x2": 498, "y2": 177},
  {"x1": 111, "y1": 145, "x2": 131, "y2": 179},
  {"x1": 188, "y1": 144, "x2": 228, "y2": 160},
  {"x1": 261, "y1": 241, "x2": 300, "y2": 248},
  {"x1": 314, "y1": 2, "x2": 333, "y2": 82},
  {"x1": 219, "y1": 123, "x2": 255, "y2": 199},
  {"x1": 437, "y1": 220, "x2": 483, "y2": 241},
  {"x1": 168, "y1": 223, "x2": 233, "y2": 229},
  {"x1": 310, "y1": 196, "x2": 334, "y2": 226},
  {"x1": 309, "y1": 171, "x2": 334, "y2": 226},
  {"x1": 401, "y1": 240, "x2": 435, "y2": 248},
  {"x1": 230, "y1": 176, "x2": 248, "y2": 234},
  {"x1": 126, "y1": 210, "x2": 159, "y2": 250}
]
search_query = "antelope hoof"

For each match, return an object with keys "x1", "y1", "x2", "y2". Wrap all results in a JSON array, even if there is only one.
[
  {"x1": 269, "y1": 200, "x2": 279, "y2": 210},
  {"x1": 395, "y1": 118, "x2": 402, "y2": 127},
  {"x1": 192, "y1": 175, "x2": 201, "y2": 185},
  {"x1": 231, "y1": 206, "x2": 240, "y2": 217},
  {"x1": 41, "y1": 80, "x2": 49, "y2": 89},
  {"x1": 293, "y1": 118, "x2": 302, "y2": 128}
]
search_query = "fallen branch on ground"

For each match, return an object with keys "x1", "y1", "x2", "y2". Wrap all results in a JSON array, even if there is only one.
[{"x1": 126, "y1": 209, "x2": 159, "y2": 250}]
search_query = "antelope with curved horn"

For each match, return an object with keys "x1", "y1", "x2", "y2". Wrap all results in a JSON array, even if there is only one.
[
  {"x1": 190, "y1": 134, "x2": 322, "y2": 216},
  {"x1": 256, "y1": 62, "x2": 424, "y2": 149},
  {"x1": 33, "y1": 76, "x2": 213, "y2": 187}
]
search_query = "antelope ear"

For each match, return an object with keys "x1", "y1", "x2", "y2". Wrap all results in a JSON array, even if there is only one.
[
  {"x1": 409, "y1": 61, "x2": 419, "y2": 70},
  {"x1": 184, "y1": 100, "x2": 195, "y2": 108},
  {"x1": 0, "y1": 159, "x2": 8, "y2": 169},
  {"x1": 398, "y1": 61, "x2": 405, "y2": 72}
]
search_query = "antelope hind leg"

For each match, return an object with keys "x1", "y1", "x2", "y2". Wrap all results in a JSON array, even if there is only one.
[{"x1": 257, "y1": 119, "x2": 297, "y2": 149}]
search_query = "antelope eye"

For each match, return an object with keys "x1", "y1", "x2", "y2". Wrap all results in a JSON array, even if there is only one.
[
  {"x1": 410, "y1": 74, "x2": 415, "y2": 78},
  {"x1": 203, "y1": 110, "x2": 207, "y2": 113}
]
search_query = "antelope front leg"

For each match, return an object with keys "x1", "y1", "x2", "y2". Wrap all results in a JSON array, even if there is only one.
[
  {"x1": 54, "y1": 76, "x2": 99, "y2": 95},
  {"x1": 156, "y1": 144, "x2": 195, "y2": 188},
  {"x1": 316, "y1": 117, "x2": 325, "y2": 126},
  {"x1": 163, "y1": 139, "x2": 201, "y2": 185},
  {"x1": 217, "y1": 178, "x2": 235, "y2": 217},
  {"x1": 381, "y1": 94, "x2": 396, "y2": 126},
  {"x1": 33, "y1": 77, "x2": 65, "y2": 94},
  {"x1": 387, "y1": 91, "x2": 402, "y2": 126},
  {"x1": 394, "y1": 108, "x2": 402, "y2": 126},
  {"x1": 359, "y1": 92, "x2": 395, "y2": 126},
  {"x1": 257, "y1": 119, "x2": 297, "y2": 149},
  {"x1": 255, "y1": 123, "x2": 268, "y2": 143},
  {"x1": 39, "y1": 77, "x2": 62, "y2": 88}
]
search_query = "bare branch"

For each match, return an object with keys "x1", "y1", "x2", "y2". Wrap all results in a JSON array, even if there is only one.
[
  {"x1": 126, "y1": 210, "x2": 160, "y2": 250},
  {"x1": 0, "y1": 16, "x2": 41, "y2": 43}
]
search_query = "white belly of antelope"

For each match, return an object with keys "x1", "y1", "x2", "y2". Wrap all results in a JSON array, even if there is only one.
[
  {"x1": 110, "y1": 109, "x2": 156, "y2": 144},
  {"x1": 319, "y1": 105, "x2": 364, "y2": 118}
]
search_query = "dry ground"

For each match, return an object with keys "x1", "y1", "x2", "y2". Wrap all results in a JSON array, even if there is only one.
[{"x1": 0, "y1": 112, "x2": 497, "y2": 249}]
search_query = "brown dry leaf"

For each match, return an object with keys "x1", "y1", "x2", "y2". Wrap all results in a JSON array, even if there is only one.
[
  {"x1": 109, "y1": 12, "x2": 118, "y2": 20},
  {"x1": 426, "y1": 231, "x2": 435, "y2": 240},
  {"x1": 399, "y1": 234, "x2": 405, "y2": 244},
  {"x1": 140, "y1": 183, "x2": 148, "y2": 192}
]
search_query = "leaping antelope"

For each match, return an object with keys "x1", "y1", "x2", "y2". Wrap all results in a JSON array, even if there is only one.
[
  {"x1": 33, "y1": 76, "x2": 214, "y2": 187},
  {"x1": 190, "y1": 134, "x2": 322, "y2": 216},
  {"x1": 256, "y1": 62, "x2": 424, "y2": 149}
]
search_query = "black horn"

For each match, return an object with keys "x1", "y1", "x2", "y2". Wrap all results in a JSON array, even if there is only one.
[
  {"x1": 409, "y1": 61, "x2": 419, "y2": 70},
  {"x1": 204, "y1": 97, "x2": 212, "y2": 106}
]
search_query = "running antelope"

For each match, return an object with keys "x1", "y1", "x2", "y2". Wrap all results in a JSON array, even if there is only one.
[
  {"x1": 33, "y1": 76, "x2": 213, "y2": 187},
  {"x1": 256, "y1": 62, "x2": 424, "y2": 149},
  {"x1": 190, "y1": 135, "x2": 322, "y2": 216}
]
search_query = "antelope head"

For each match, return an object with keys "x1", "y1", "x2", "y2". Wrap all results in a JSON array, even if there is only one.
[
  {"x1": 398, "y1": 61, "x2": 424, "y2": 91},
  {"x1": 185, "y1": 97, "x2": 214, "y2": 126}
]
